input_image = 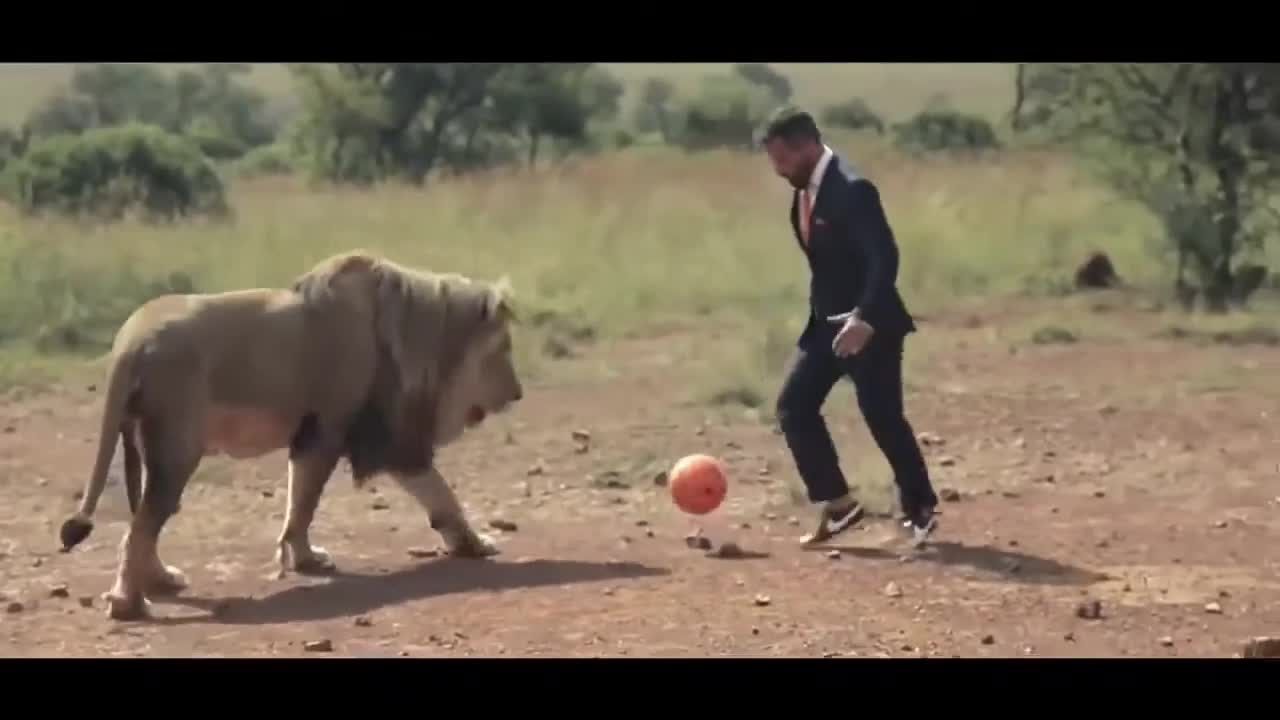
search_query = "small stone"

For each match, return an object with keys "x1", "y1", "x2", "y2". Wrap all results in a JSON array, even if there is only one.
[
  {"x1": 1158, "y1": 636, "x2": 1174, "y2": 648},
  {"x1": 1093, "y1": 490, "x2": 1106, "y2": 498},
  {"x1": 1219, "y1": 590, "x2": 1231, "y2": 598},
  {"x1": 684, "y1": 531, "x2": 712, "y2": 551},
  {"x1": 1076, "y1": 600, "x2": 1103, "y2": 620},
  {"x1": 1063, "y1": 631, "x2": 1076, "y2": 642},
  {"x1": 1003, "y1": 559, "x2": 1022, "y2": 574},
  {"x1": 753, "y1": 594, "x2": 772, "y2": 607},
  {"x1": 1008, "y1": 539, "x2": 1019, "y2": 547},
  {"x1": 261, "y1": 489, "x2": 274, "y2": 498},
  {"x1": 571, "y1": 429, "x2": 591, "y2": 453},
  {"x1": 635, "y1": 519, "x2": 650, "y2": 527},
  {"x1": 31, "y1": 558, "x2": 42, "y2": 568},
  {"x1": 653, "y1": 471, "x2": 668, "y2": 487},
  {"x1": 738, "y1": 522, "x2": 752, "y2": 530},
  {"x1": 751, "y1": 626, "x2": 760, "y2": 635},
  {"x1": 1001, "y1": 490, "x2": 1021, "y2": 499},
  {"x1": 2, "y1": 425, "x2": 14, "y2": 434},
  {"x1": 645, "y1": 529, "x2": 655, "y2": 538},
  {"x1": 398, "y1": 650, "x2": 410, "y2": 657},
  {"x1": 939, "y1": 488, "x2": 962, "y2": 503},
  {"x1": 1050, "y1": 507, "x2": 1059, "y2": 514},
  {"x1": 603, "y1": 587, "x2": 615, "y2": 596},
  {"x1": 6, "y1": 601, "x2": 24, "y2": 614},
  {"x1": 354, "y1": 616, "x2": 373, "y2": 627},
  {"x1": 939, "y1": 456, "x2": 956, "y2": 467},
  {"x1": 1213, "y1": 520, "x2": 1228, "y2": 529},
  {"x1": 1036, "y1": 474, "x2": 1056, "y2": 484},
  {"x1": 370, "y1": 498, "x2": 390, "y2": 511},
  {"x1": 884, "y1": 582, "x2": 903, "y2": 598},
  {"x1": 49, "y1": 584, "x2": 70, "y2": 599},
  {"x1": 981, "y1": 634, "x2": 995, "y2": 645},
  {"x1": 918, "y1": 431, "x2": 944, "y2": 447},
  {"x1": 787, "y1": 516, "x2": 800, "y2": 526},
  {"x1": 764, "y1": 512, "x2": 778, "y2": 521},
  {"x1": 826, "y1": 550, "x2": 842, "y2": 560},
  {"x1": 304, "y1": 639, "x2": 334, "y2": 652},
  {"x1": 1013, "y1": 436, "x2": 1027, "y2": 449},
  {"x1": 1122, "y1": 583, "x2": 1132, "y2": 592},
  {"x1": 1096, "y1": 539, "x2": 1110, "y2": 549},
  {"x1": 489, "y1": 519, "x2": 518, "y2": 532},
  {"x1": 37, "y1": 477, "x2": 48, "y2": 487},
  {"x1": 1204, "y1": 602, "x2": 1223, "y2": 615},
  {"x1": 708, "y1": 542, "x2": 745, "y2": 559},
  {"x1": 407, "y1": 547, "x2": 440, "y2": 559},
  {"x1": 78, "y1": 596, "x2": 94, "y2": 609}
]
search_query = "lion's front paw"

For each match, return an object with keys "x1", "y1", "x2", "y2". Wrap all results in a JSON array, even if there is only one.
[
  {"x1": 447, "y1": 531, "x2": 500, "y2": 559},
  {"x1": 104, "y1": 589, "x2": 151, "y2": 621},
  {"x1": 293, "y1": 545, "x2": 336, "y2": 575},
  {"x1": 145, "y1": 564, "x2": 189, "y2": 596}
]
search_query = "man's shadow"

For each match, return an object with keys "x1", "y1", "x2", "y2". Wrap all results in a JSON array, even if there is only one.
[
  {"x1": 155, "y1": 557, "x2": 668, "y2": 626},
  {"x1": 812, "y1": 540, "x2": 1110, "y2": 586}
]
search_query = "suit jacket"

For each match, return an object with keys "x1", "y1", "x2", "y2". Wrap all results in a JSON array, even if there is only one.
[{"x1": 789, "y1": 152, "x2": 916, "y2": 350}]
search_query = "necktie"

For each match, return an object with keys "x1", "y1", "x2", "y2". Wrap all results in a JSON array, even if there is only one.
[{"x1": 799, "y1": 187, "x2": 814, "y2": 246}]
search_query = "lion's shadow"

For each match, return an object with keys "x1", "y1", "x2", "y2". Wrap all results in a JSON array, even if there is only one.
[{"x1": 157, "y1": 557, "x2": 668, "y2": 626}]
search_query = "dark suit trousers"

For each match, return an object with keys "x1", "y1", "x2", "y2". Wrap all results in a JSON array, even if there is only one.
[{"x1": 776, "y1": 330, "x2": 937, "y2": 514}]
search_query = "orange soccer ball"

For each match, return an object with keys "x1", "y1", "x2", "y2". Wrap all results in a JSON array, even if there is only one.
[{"x1": 669, "y1": 453, "x2": 728, "y2": 515}]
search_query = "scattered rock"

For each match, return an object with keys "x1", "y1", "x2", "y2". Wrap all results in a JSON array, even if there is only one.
[
  {"x1": 1050, "y1": 507, "x2": 1059, "y2": 514},
  {"x1": 1097, "y1": 404, "x2": 1117, "y2": 416},
  {"x1": 261, "y1": 489, "x2": 274, "y2": 498},
  {"x1": 1219, "y1": 590, "x2": 1231, "y2": 598},
  {"x1": 489, "y1": 519, "x2": 518, "y2": 532},
  {"x1": 939, "y1": 456, "x2": 956, "y2": 467},
  {"x1": 1008, "y1": 539, "x2": 1019, "y2": 547},
  {"x1": 370, "y1": 498, "x2": 391, "y2": 511},
  {"x1": 1096, "y1": 539, "x2": 1110, "y2": 549},
  {"x1": 981, "y1": 634, "x2": 995, "y2": 645},
  {"x1": 603, "y1": 587, "x2": 615, "y2": 597},
  {"x1": 684, "y1": 530, "x2": 712, "y2": 551},
  {"x1": 764, "y1": 512, "x2": 778, "y2": 521},
  {"x1": 6, "y1": 601, "x2": 23, "y2": 614},
  {"x1": 31, "y1": 558, "x2": 42, "y2": 568},
  {"x1": 918, "y1": 431, "x2": 944, "y2": 447},
  {"x1": 37, "y1": 477, "x2": 48, "y2": 487},
  {"x1": 1158, "y1": 636, "x2": 1175, "y2": 648},
  {"x1": 787, "y1": 516, "x2": 800, "y2": 526},
  {"x1": 708, "y1": 542, "x2": 745, "y2": 559},
  {"x1": 826, "y1": 550, "x2": 842, "y2": 560},
  {"x1": 1122, "y1": 583, "x2": 1132, "y2": 592},
  {"x1": 1213, "y1": 520, "x2": 1228, "y2": 529},
  {"x1": 2, "y1": 425, "x2": 14, "y2": 434},
  {"x1": 304, "y1": 639, "x2": 334, "y2": 653},
  {"x1": 527, "y1": 461, "x2": 546, "y2": 476},
  {"x1": 1241, "y1": 637, "x2": 1280, "y2": 658},
  {"x1": 884, "y1": 582, "x2": 903, "y2": 598},
  {"x1": 1076, "y1": 600, "x2": 1103, "y2": 620},
  {"x1": 751, "y1": 626, "x2": 760, "y2": 635},
  {"x1": 1035, "y1": 474, "x2": 1056, "y2": 484},
  {"x1": 738, "y1": 522, "x2": 752, "y2": 530},
  {"x1": 753, "y1": 594, "x2": 772, "y2": 607},
  {"x1": 516, "y1": 482, "x2": 532, "y2": 498},
  {"x1": 1093, "y1": 490, "x2": 1106, "y2": 498},
  {"x1": 571, "y1": 429, "x2": 591, "y2": 453},
  {"x1": 1001, "y1": 490, "x2": 1020, "y2": 499},
  {"x1": 939, "y1": 488, "x2": 962, "y2": 503},
  {"x1": 1063, "y1": 631, "x2": 1076, "y2": 642},
  {"x1": 407, "y1": 547, "x2": 440, "y2": 559},
  {"x1": 653, "y1": 471, "x2": 668, "y2": 487},
  {"x1": 635, "y1": 519, "x2": 650, "y2": 527},
  {"x1": 1002, "y1": 559, "x2": 1022, "y2": 574},
  {"x1": 49, "y1": 584, "x2": 69, "y2": 599},
  {"x1": 645, "y1": 529, "x2": 655, "y2": 538},
  {"x1": 1074, "y1": 251, "x2": 1120, "y2": 289},
  {"x1": 1204, "y1": 602, "x2": 1223, "y2": 615},
  {"x1": 354, "y1": 616, "x2": 373, "y2": 627}
]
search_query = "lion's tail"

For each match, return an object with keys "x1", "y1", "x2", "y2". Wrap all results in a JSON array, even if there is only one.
[{"x1": 59, "y1": 348, "x2": 139, "y2": 552}]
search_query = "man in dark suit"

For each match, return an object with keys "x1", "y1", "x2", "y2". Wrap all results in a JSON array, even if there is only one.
[{"x1": 760, "y1": 107, "x2": 939, "y2": 547}]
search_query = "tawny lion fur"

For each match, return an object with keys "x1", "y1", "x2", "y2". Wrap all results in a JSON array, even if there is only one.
[{"x1": 59, "y1": 250, "x2": 523, "y2": 621}]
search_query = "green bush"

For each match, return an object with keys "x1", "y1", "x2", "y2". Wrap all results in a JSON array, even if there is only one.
[
  {"x1": 821, "y1": 98, "x2": 884, "y2": 134},
  {"x1": 893, "y1": 110, "x2": 1000, "y2": 153},
  {"x1": 0, "y1": 123, "x2": 229, "y2": 221},
  {"x1": 232, "y1": 142, "x2": 297, "y2": 178}
]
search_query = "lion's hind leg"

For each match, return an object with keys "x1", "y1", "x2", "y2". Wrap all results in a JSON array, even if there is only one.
[
  {"x1": 104, "y1": 411, "x2": 202, "y2": 620},
  {"x1": 392, "y1": 466, "x2": 498, "y2": 558}
]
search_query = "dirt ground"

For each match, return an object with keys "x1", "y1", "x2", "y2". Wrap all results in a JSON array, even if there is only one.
[{"x1": 2, "y1": 297, "x2": 1278, "y2": 657}]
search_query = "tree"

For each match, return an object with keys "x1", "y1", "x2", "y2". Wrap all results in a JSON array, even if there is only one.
[
  {"x1": 633, "y1": 76, "x2": 677, "y2": 141},
  {"x1": 732, "y1": 63, "x2": 793, "y2": 103},
  {"x1": 1021, "y1": 64, "x2": 1280, "y2": 311}
]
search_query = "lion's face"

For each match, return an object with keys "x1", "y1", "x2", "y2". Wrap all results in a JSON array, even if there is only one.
[{"x1": 436, "y1": 315, "x2": 523, "y2": 443}]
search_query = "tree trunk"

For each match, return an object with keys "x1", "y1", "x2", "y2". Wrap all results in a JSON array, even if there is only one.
[
  {"x1": 1205, "y1": 71, "x2": 1244, "y2": 313},
  {"x1": 528, "y1": 132, "x2": 541, "y2": 169},
  {"x1": 1011, "y1": 64, "x2": 1027, "y2": 132}
]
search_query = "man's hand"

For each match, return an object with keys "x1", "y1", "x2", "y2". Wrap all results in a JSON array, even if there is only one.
[{"x1": 827, "y1": 309, "x2": 874, "y2": 358}]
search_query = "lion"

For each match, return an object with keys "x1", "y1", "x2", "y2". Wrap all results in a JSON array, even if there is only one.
[{"x1": 58, "y1": 250, "x2": 524, "y2": 621}]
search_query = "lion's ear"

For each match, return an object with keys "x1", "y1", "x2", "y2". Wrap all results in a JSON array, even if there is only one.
[{"x1": 484, "y1": 276, "x2": 517, "y2": 324}]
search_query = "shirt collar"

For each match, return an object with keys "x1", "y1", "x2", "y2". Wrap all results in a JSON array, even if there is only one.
[{"x1": 808, "y1": 144, "x2": 833, "y2": 193}]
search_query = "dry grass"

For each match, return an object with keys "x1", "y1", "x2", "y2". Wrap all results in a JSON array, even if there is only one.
[{"x1": 0, "y1": 129, "x2": 1264, "y2": 397}]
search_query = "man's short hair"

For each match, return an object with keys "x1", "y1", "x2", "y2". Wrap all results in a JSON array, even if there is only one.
[{"x1": 759, "y1": 106, "x2": 822, "y2": 146}]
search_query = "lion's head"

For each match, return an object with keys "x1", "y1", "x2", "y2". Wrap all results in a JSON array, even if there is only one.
[{"x1": 294, "y1": 251, "x2": 524, "y2": 472}]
